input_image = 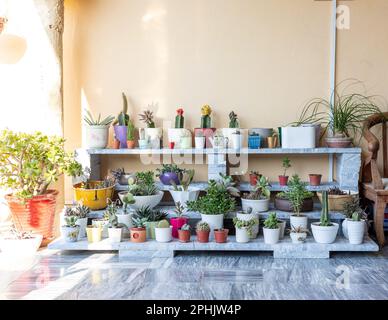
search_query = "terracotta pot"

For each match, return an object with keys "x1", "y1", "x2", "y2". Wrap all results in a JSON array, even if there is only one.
[
  {"x1": 113, "y1": 139, "x2": 120, "y2": 149},
  {"x1": 278, "y1": 175, "x2": 289, "y2": 186},
  {"x1": 275, "y1": 197, "x2": 314, "y2": 212},
  {"x1": 325, "y1": 136, "x2": 352, "y2": 148},
  {"x1": 267, "y1": 136, "x2": 278, "y2": 149},
  {"x1": 178, "y1": 229, "x2": 191, "y2": 243},
  {"x1": 309, "y1": 174, "x2": 322, "y2": 186},
  {"x1": 130, "y1": 228, "x2": 147, "y2": 243},
  {"x1": 249, "y1": 174, "x2": 262, "y2": 186},
  {"x1": 126, "y1": 140, "x2": 135, "y2": 149},
  {"x1": 214, "y1": 229, "x2": 229, "y2": 243},
  {"x1": 5, "y1": 190, "x2": 58, "y2": 241},
  {"x1": 196, "y1": 230, "x2": 210, "y2": 243}
]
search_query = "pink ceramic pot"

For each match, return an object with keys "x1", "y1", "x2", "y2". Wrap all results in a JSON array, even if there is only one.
[{"x1": 170, "y1": 217, "x2": 188, "y2": 238}]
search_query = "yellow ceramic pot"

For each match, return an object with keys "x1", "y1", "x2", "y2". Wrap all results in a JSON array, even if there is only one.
[
  {"x1": 86, "y1": 227, "x2": 102, "y2": 243},
  {"x1": 73, "y1": 181, "x2": 114, "y2": 210}
]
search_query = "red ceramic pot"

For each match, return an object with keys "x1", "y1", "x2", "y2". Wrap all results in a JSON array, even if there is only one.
[
  {"x1": 178, "y1": 229, "x2": 191, "y2": 243},
  {"x1": 170, "y1": 217, "x2": 188, "y2": 238},
  {"x1": 196, "y1": 230, "x2": 210, "y2": 243},
  {"x1": 279, "y1": 175, "x2": 289, "y2": 186},
  {"x1": 309, "y1": 174, "x2": 322, "y2": 186},
  {"x1": 249, "y1": 174, "x2": 262, "y2": 186},
  {"x1": 169, "y1": 142, "x2": 175, "y2": 149},
  {"x1": 214, "y1": 229, "x2": 229, "y2": 243}
]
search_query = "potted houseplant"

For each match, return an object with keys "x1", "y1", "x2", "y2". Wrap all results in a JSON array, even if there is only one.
[
  {"x1": 73, "y1": 203, "x2": 90, "y2": 240},
  {"x1": 132, "y1": 206, "x2": 167, "y2": 239},
  {"x1": 0, "y1": 227, "x2": 43, "y2": 256},
  {"x1": 196, "y1": 221, "x2": 211, "y2": 243},
  {"x1": 249, "y1": 128, "x2": 273, "y2": 148},
  {"x1": 170, "y1": 202, "x2": 189, "y2": 238},
  {"x1": 194, "y1": 105, "x2": 216, "y2": 148},
  {"x1": 281, "y1": 125, "x2": 316, "y2": 148},
  {"x1": 118, "y1": 171, "x2": 163, "y2": 210},
  {"x1": 86, "y1": 225, "x2": 102, "y2": 243},
  {"x1": 194, "y1": 130, "x2": 206, "y2": 150},
  {"x1": 249, "y1": 171, "x2": 261, "y2": 186},
  {"x1": 156, "y1": 164, "x2": 184, "y2": 186},
  {"x1": 0, "y1": 130, "x2": 82, "y2": 241},
  {"x1": 178, "y1": 224, "x2": 191, "y2": 243},
  {"x1": 214, "y1": 228, "x2": 229, "y2": 243},
  {"x1": 222, "y1": 111, "x2": 240, "y2": 146},
  {"x1": 126, "y1": 116, "x2": 136, "y2": 149},
  {"x1": 279, "y1": 157, "x2": 291, "y2": 186},
  {"x1": 105, "y1": 200, "x2": 126, "y2": 243},
  {"x1": 83, "y1": 110, "x2": 115, "y2": 149},
  {"x1": 263, "y1": 212, "x2": 280, "y2": 245},
  {"x1": 130, "y1": 217, "x2": 147, "y2": 243},
  {"x1": 169, "y1": 169, "x2": 200, "y2": 207},
  {"x1": 289, "y1": 225, "x2": 310, "y2": 244},
  {"x1": 233, "y1": 217, "x2": 258, "y2": 243},
  {"x1": 113, "y1": 92, "x2": 130, "y2": 149},
  {"x1": 309, "y1": 174, "x2": 322, "y2": 186},
  {"x1": 168, "y1": 108, "x2": 188, "y2": 148},
  {"x1": 248, "y1": 132, "x2": 261, "y2": 149},
  {"x1": 111, "y1": 168, "x2": 136, "y2": 186},
  {"x1": 61, "y1": 214, "x2": 80, "y2": 243},
  {"x1": 346, "y1": 206, "x2": 367, "y2": 245},
  {"x1": 317, "y1": 187, "x2": 357, "y2": 211},
  {"x1": 139, "y1": 108, "x2": 162, "y2": 149},
  {"x1": 311, "y1": 191, "x2": 339, "y2": 244},
  {"x1": 341, "y1": 196, "x2": 368, "y2": 243},
  {"x1": 117, "y1": 192, "x2": 135, "y2": 238},
  {"x1": 241, "y1": 176, "x2": 271, "y2": 213},
  {"x1": 154, "y1": 219, "x2": 173, "y2": 243},
  {"x1": 236, "y1": 208, "x2": 259, "y2": 239},
  {"x1": 267, "y1": 131, "x2": 278, "y2": 149}
]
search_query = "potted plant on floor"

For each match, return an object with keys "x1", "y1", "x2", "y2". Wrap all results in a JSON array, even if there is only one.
[
  {"x1": 113, "y1": 93, "x2": 130, "y2": 149},
  {"x1": 289, "y1": 225, "x2": 310, "y2": 244},
  {"x1": 170, "y1": 202, "x2": 189, "y2": 238},
  {"x1": 86, "y1": 225, "x2": 102, "y2": 243},
  {"x1": 178, "y1": 224, "x2": 191, "y2": 243},
  {"x1": 214, "y1": 228, "x2": 229, "y2": 243},
  {"x1": 311, "y1": 191, "x2": 339, "y2": 244},
  {"x1": 263, "y1": 212, "x2": 280, "y2": 245},
  {"x1": 0, "y1": 130, "x2": 82, "y2": 241},
  {"x1": 169, "y1": 169, "x2": 200, "y2": 207},
  {"x1": 155, "y1": 219, "x2": 173, "y2": 243},
  {"x1": 156, "y1": 164, "x2": 184, "y2": 186},
  {"x1": 139, "y1": 108, "x2": 162, "y2": 149},
  {"x1": 317, "y1": 187, "x2": 357, "y2": 211},
  {"x1": 241, "y1": 176, "x2": 271, "y2": 213},
  {"x1": 73, "y1": 203, "x2": 90, "y2": 240},
  {"x1": 249, "y1": 171, "x2": 261, "y2": 186},
  {"x1": 83, "y1": 110, "x2": 115, "y2": 149},
  {"x1": 233, "y1": 217, "x2": 259, "y2": 243},
  {"x1": 133, "y1": 206, "x2": 167, "y2": 239},
  {"x1": 194, "y1": 105, "x2": 216, "y2": 148},
  {"x1": 196, "y1": 221, "x2": 211, "y2": 243},
  {"x1": 130, "y1": 217, "x2": 148, "y2": 243},
  {"x1": 309, "y1": 174, "x2": 322, "y2": 186},
  {"x1": 0, "y1": 227, "x2": 43, "y2": 256},
  {"x1": 279, "y1": 157, "x2": 291, "y2": 186}
]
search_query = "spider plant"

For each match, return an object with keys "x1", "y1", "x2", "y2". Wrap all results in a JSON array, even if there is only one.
[{"x1": 84, "y1": 110, "x2": 115, "y2": 126}]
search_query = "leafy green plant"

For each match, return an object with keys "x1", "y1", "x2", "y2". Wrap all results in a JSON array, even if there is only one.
[
  {"x1": 319, "y1": 191, "x2": 333, "y2": 227},
  {"x1": 233, "y1": 217, "x2": 258, "y2": 237},
  {"x1": 0, "y1": 130, "x2": 82, "y2": 199},
  {"x1": 64, "y1": 215, "x2": 78, "y2": 228},
  {"x1": 127, "y1": 171, "x2": 158, "y2": 196},
  {"x1": 114, "y1": 93, "x2": 130, "y2": 126},
  {"x1": 83, "y1": 110, "x2": 115, "y2": 126},
  {"x1": 229, "y1": 111, "x2": 239, "y2": 128},
  {"x1": 243, "y1": 176, "x2": 271, "y2": 200},
  {"x1": 218, "y1": 173, "x2": 240, "y2": 197},
  {"x1": 171, "y1": 169, "x2": 195, "y2": 191},
  {"x1": 173, "y1": 202, "x2": 186, "y2": 218},
  {"x1": 281, "y1": 157, "x2": 291, "y2": 176},
  {"x1": 196, "y1": 221, "x2": 210, "y2": 232},
  {"x1": 342, "y1": 196, "x2": 366, "y2": 221},
  {"x1": 263, "y1": 212, "x2": 279, "y2": 229}
]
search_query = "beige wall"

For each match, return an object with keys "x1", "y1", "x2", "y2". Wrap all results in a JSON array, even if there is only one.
[{"x1": 64, "y1": 0, "x2": 388, "y2": 202}]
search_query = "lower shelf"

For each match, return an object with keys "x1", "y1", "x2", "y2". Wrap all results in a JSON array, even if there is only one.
[{"x1": 48, "y1": 236, "x2": 379, "y2": 259}]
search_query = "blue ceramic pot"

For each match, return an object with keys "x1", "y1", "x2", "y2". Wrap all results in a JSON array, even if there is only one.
[{"x1": 248, "y1": 135, "x2": 261, "y2": 149}]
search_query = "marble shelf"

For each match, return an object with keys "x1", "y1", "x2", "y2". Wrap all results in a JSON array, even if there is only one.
[{"x1": 48, "y1": 236, "x2": 379, "y2": 259}]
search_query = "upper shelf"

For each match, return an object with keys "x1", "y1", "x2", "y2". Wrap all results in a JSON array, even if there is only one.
[{"x1": 86, "y1": 147, "x2": 362, "y2": 155}]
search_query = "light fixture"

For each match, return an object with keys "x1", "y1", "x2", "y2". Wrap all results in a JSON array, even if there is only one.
[{"x1": 0, "y1": 17, "x2": 27, "y2": 64}]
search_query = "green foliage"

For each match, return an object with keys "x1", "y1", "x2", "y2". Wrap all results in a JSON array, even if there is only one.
[
  {"x1": 116, "y1": 93, "x2": 130, "y2": 126},
  {"x1": 64, "y1": 215, "x2": 78, "y2": 228},
  {"x1": 244, "y1": 176, "x2": 271, "y2": 200},
  {"x1": 263, "y1": 212, "x2": 279, "y2": 229},
  {"x1": 133, "y1": 206, "x2": 167, "y2": 222},
  {"x1": 342, "y1": 196, "x2": 366, "y2": 221},
  {"x1": 127, "y1": 118, "x2": 136, "y2": 140},
  {"x1": 233, "y1": 217, "x2": 259, "y2": 237},
  {"x1": 156, "y1": 164, "x2": 184, "y2": 176},
  {"x1": 218, "y1": 173, "x2": 240, "y2": 197},
  {"x1": 171, "y1": 169, "x2": 195, "y2": 191},
  {"x1": 157, "y1": 219, "x2": 170, "y2": 228},
  {"x1": 122, "y1": 192, "x2": 135, "y2": 213},
  {"x1": 0, "y1": 130, "x2": 82, "y2": 199},
  {"x1": 132, "y1": 216, "x2": 148, "y2": 229},
  {"x1": 127, "y1": 171, "x2": 158, "y2": 196},
  {"x1": 320, "y1": 191, "x2": 332, "y2": 227},
  {"x1": 229, "y1": 111, "x2": 239, "y2": 128},
  {"x1": 174, "y1": 202, "x2": 186, "y2": 218},
  {"x1": 83, "y1": 110, "x2": 115, "y2": 126},
  {"x1": 282, "y1": 157, "x2": 291, "y2": 176},
  {"x1": 196, "y1": 221, "x2": 210, "y2": 232}
]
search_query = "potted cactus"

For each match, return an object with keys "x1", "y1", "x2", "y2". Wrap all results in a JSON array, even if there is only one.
[
  {"x1": 214, "y1": 228, "x2": 229, "y2": 243},
  {"x1": 233, "y1": 217, "x2": 259, "y2": 243},
  {"x1": 139, "y1": 108, "x2": 162, "y2": 149},
  {"x1": 169, "y1": 169, "x2": 200, "y2": 208},
  {"x1": 311, "y1": 191, "x2": 339, "y2": 244},
  {"x1": 132, "y1": 206, "x2": 167, "y2": 239},
  {"x1": 289, "y1": 225, "x2": 310, "y2": 244},
  {"x1": 61, "y1": 214, "x2": 80, "y2": 243},
  {"x1": 241, "y1": 176, "x2": 271, "y2": 214},
  {"x1": 178, "y1": 224, "x2": 191, "y2": 243},
  {"x1": 263, "y1": 212, "x2": 280, "y2": 245},
  {"x1": 126, "y1": 116, "x2": 136, "y2": 149},
  {"x1": 279, "y1": 157, "x2": 291, "y2": 186},
  {"x1": 86, "y1": 225, "x2": 102, "y2": 243},
  {"x1": 130, "y1": 217, "x2": 147, "y2": 243},
  {"x1": 83, "y1": 110, "x2": 115, "y2": 149},
  {"x1": 170, "y1": 202, "x2": 189, "y2": 238},
  {"x1": 194, "y1": 105, "x2": 216, "y2": 148},
  {"x1": 113, "y1": 93, "x2": 130, "y2": 148},
  {"x1": 222, "y1": 111, "x2": 240, "y2": 147},
  {"x1": 154, "y1": 219, "x2": 173, "y2": 243},
  {"x1": 196, "y1": 221, "x2": 210, "y2": 243},
  {"x1": 168, "y1": 108, "x2": 190, "y2": 148}
]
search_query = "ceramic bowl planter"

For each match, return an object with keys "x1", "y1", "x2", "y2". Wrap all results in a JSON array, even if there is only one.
[
  {"x1": 85, "y1": 125, "x2": 109, "y2": 149},
  {"x1": 275, "y1": 197, "x2": 314, "y2": 212},
  {"x1": 311, "y1": 223, "x2": 339, "y2": 244},
  {"x1": 317, "y1": 191, "x2": 357, "y2": 211},
  {"x1": 155, "y1": 226, "x2": 173, "y2": 243},
  {"x1": 73, "y1": 181, "x2": 114, "y2": 210},
  {"x1": 61, "y1": 226, "x2": 80, "y2": 243},
  {"x1": 118, "y1": 191, "x2": 164, "y2": 210},
  {"x1": 290, "y1": 215, "x2": 308, "y2": 230},
  {"x1": 114, "y1": 126, "x2": 127, "y2": 149},
  {"x1": 309, "y1": 174, "x2": 322, "y2": 186},
  {"x1": 170, "y1": 217, "x2": 188, "y2": 238},
  {"x1": 169, "y1": 188, "x2": 200, "y2": 207},
  {"x1": 281, "y1": 126, "x2": 316, "y2": 148},
  {"x1": 178, "y1": 229, "x2": 191, "y2": 243},
  {"x1": 214, "y1": 229, "x2": 229, "y2": 243},
  {"x1": 241, "y1": 198, "x2": 269, "y2": 214},
  {"x1": 159, "y1": 172, "x2": 180, "y2": 186},
  {"x1": 290, "y1": 231, "x2": 308, "y2": 244},
  {"x1": 196, "y1": 230, "x2": 210, "y2": 243},
  {"x1": 325, "y1": 136, "x2": 352, "y2": 148},
  {"x1": 0, "y1": 234, "x2": 43, "y2": 256},
  {"x1": 86, "y1": 227, "x2": 102, "y2": 243},
  {"x1": 346, "y1": 219, "x2": 366, "y2": 245},
  {"x1": 130, "y1": 227, "x2": 147, "y2": 243},
  {"x1": 263, "y1": 227, "x2": 280, "y2": 245},
  {"x1": 108, "y1": 227, "x2": 123, "y2": 243}
]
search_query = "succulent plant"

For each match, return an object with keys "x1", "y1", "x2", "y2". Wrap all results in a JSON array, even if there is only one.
[
  {"x1": 139, "y1": 110, "x2": 155, "y2": 128},
  {"x1": 114, "y1": 93, "x2": 130, "y2": 126},
  {"x1": 132, "y1": 217, "x2": 148, "y2": 229},
  {"x1": 243, "y1": 176, "x2": 271, "y2": 200},
  {"x1": 175, "y1": 108, "x2": 184, "y2": 129},
  {"x1": 133, "y1": 206, "x2": 167, "y2": 222},
  {"x1": 171, "y1": 169, "x2": 195, "y2": 192},
  {"x1": 64, "y1": 206, "x2": 75, "y2": 217},
  {"x1": 229, "y1": 111, "x2": 239, "y2": 128},
  {"x1": 64, "y1": 215, "x2": 78, "y2": 228},
  {"x1": 180, "y1": 224, "x2": 191, "y2": 231},
  {"x1": 196, "y1": 221, "x2": 210, "y2": 232},
  {"x1": 173, "y1": 201, "x2": 186, "y2": 217},
  {"x1": 74, "y1": 203, "x2": 90, "y2": 219},
  {"x1": 83, "y1": 110, "x2": 115, "y2": 126},
  {"x1": 157, "y1": 219, "x2": 170, "y2": 228},
  {"x1": 320, "y1": 191, "x2": 332, "y2": 227},
  {"x1": 127, "y1": 118, "x2": 136, "y2": 141},
  {"x1": 263, "y1": 212, "x2": 279, "y2": 229}
]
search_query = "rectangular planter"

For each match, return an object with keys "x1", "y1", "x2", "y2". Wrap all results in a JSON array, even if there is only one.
[{"x1": 281, "y1": 126, "x2": 316, "y2": 148}]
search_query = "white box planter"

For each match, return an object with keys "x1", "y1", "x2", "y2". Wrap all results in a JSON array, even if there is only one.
[
  {"x1": 155, "y1": 226, "x2": 173, "y2": 243},
  {"x1": 281, "y1": 126, "x2": 316, "y2": 148},
  {"x1": 119, "y1": 191, "x2": 164, "y2": 210}
]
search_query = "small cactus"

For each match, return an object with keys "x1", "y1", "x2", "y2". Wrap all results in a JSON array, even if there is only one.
[
  {"x1": 175, "y1": 108, "x2": 184, "y2": 129},
  {"x1": 180, "y1": 224, "x2": 191, "y2": 231},
  {"x1": 157, "y1": 219, "x2": 170, "y2": 228},
  {"x1": 200, "y1": 105, "x2": 212, "y2": 129},
  {"x1": 196, "y1": 221, "x2": 210, "y2": 232},
  {"x1": 320, "y1": 191, "x2": 331, "y2": 227}
]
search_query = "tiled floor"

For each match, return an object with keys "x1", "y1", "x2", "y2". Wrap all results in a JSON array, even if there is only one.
[{"x1": 1, "y1": 248, "x2": 388, "y2": 300}]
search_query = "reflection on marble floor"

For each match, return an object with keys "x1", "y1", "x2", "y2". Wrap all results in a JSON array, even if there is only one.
[{"x1": 1, "y1": 249, "x2": 388, "y2": 300}]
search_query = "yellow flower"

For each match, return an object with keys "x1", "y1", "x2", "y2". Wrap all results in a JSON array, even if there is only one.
[{"x1": 201, "y1": 105, "x2": 212, "y2": 116}]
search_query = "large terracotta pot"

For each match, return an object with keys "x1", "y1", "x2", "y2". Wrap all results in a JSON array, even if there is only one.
[
  {"x1": 274, "y1": 197, "x2": 314, "y2": 212},
  {"x1": 5, "y1": 190, "x2": 59, "y2": 240}
]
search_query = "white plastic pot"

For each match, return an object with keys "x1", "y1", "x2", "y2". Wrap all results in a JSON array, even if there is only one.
[
  {"x1": 85, "y1": 125, "x2": 109, "y2": 149},
  {"x1": 108, "y1": 228, "x2": 123, "y2": 243},
  {"x1": 92, "y1": 220, "x2": 109, "y2": 238},
  {"x1": 201, "y1": 214, "x2": 224, "y2": 240},
  {"x1": 169, "y1": 188, "x2": 200, "y2": 207},
  {"x1": 263, "y1": 228, "x2": 280, "y2": 245},
  {"x1": 168, "y1": 128, "x2": 188, "y2": 148},
  {"x1": 231, "y1": 134, "x2": 242, "y2": 149},
  {"x1": 347, "y1": 220, "x2": 366, "y2": 245},
  {"x1": 290, "y1": 215, "x2": 308, "y2": 230},
  {"x1": 0, "y1": 235, "x2": 43, "y2": 256},
  {"x1": 155, "y1": 226, "x2": 173, "y2": 243},
  {"x1": 61, "y1": 226, "x2": 80, "y2": 242},
  {"x1": 195, "y1": 136, "x2": 206, "y2": 149},
  {"x1": 75, "y1": 217, "x2": 88, "y2": 240},
  {"x1": 235, "y1": 227, "x2": 250, "y2": 243},
  {"x1": 237, "y1": 212, "x2": 259, "y2": 238},
  {"x1": 119, "y1": 191, "x2": 164, "y2": 210},
  {"x1": 311, "y1": 222, "x2": 339, "y2": 244},
  {"x1": 278, "y1": 220, "x2": 286, "y2": 240},
  {"x1": 241, "y1": 198, "x2": 269, "y2": 213},
  {"x1": 290, "y1": 232, "x2": 307, "y2": 244},
  {"x1": 281, "y1": 126, "x2": 316, "y2": 148}
]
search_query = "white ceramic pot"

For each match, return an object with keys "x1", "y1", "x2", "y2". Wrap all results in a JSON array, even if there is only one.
[
  {"x1": 155, "y1": 226, "x2": 173, "y2": 243},
  {"x1": 85, "y1": 125, "x2": 109, "y2": 149},
  {"x1": 263, "y1": 228, "x2": 280, "y2": 245},
  {"x1": 237, "y1": 212, "x2": 259, "y2": 238},
  {"x1": 117, "y1": 213, "x2": 133, "y2": 238},
  {"x1": 195, "y1": 136, "x2": 206, "y2": 149},
  {"x1": 201, "y1": 214, "x2": 224, "y2": 240},
  {"x1": 241, "y1": 198, "x2": 269, "y2": 213},
  {"x1": 311, "y1": 222, "x2": 339, "y2": 244},
  {"x1": 108, "y1": 228, "x2": 123, "y2": 243},
  {"x1": 61, "y1": 226, "x2": 80, "y2": 242},
  {"x1": 0, "y1": 235, "x2": 43, "y2": 256},
  {"x1": 290, "y1": 215, "x2": 308, "y2": 230},
  {"x1": 75, "y1": 217, "x2": 88, "y2": 240},
  {"x1": 168, "y1": 128, "x2": 187, "y2": 147},
  {"x1": 92, "y1": 220, "x2": 109, "y2": 237},
  {"x1": 347, "y1": 220, "x2": 366, "y2": 245},
  {"x1": 235, "y1": 227, "x2": 250, "y2": 243},
  {"x1": 169, "y1": 188, "x2": 200, "y2": 207},
  {"x1": 290, "y1": 232, "x2": 307, "y2": 244},
  {"x1": 281, "y1": 126, "x2": 316, "y2": 148},
  {"x1": 342, "y1": 219, "x2": 349, "y2": 239},
  {"x1": 301, "y1": 124, "x2": 321, "y2": 147},
  {"x1": 180, "y1": 136, "x2": 192, "y2": 149},
  {"x1": 231, "y1": 133, "x2": 242, "y2": 149},
  {"x1": 119, "y1": 191, "x2": 164, "y2": 210},
  {"x1": 144, "y1": 128, "x2": 163, "y2": 149},
  {"x1": 278, "y1": 220, "x2": 286, "y2": 240}
]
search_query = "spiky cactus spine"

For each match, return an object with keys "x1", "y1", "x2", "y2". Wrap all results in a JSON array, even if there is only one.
[{"x1": 320, "y1": 191, "x2": 331, "y2": 226}]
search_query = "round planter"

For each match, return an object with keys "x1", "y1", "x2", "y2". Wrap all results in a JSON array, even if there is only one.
[
  {"x1": 317, "y1": 191, "x2": 358, "y2": 212},
  {"x1": 311, "y1": 222, "x2": 339, "y2": 244},
  {"x1": 196, "y1": 230, "x2": 210, "y2": 243},
  {"x1": 159, "y1": 172, "x2": 180, "y2": 186},
  {"x1": 0, "y1": 235, "x2": 43, "y2": 256},
  {"x1": 144, "y1": 221, "x2": 159, "y2": 239},
  {"x1": 144, "y1": 128, "x2": 163, "y2": 149},
  {"x1": 170, "y1": 217, "x2": 188, "y2": 238},
  {"x1": 108, "y1": 228, "x2": 123, "y2": 243},
  {"x1": 114, "y1": 126, "x2": 128, "y2": 149},
  {"x1": 236, "y1": 212, "x2": 259, "y2": 238},
  {"x1": 214, "y1": 229, "x2": 229, "y2": 243},
  {"x1": 92, "y1": 219, "x2": 109, "y2": 238},
  {"x1": 119, "y1": 191, "x2": 164, "y2": 210},
  {"x1": 85, "y1": 125, "x2": 109, "y2": 149},
  {"x1": 130, "y1": 228, "x2": 147, "y2": 243},
  {"x1": 241, "y1": 198, "x2": 269, "y2": 213},
  {"x1": 73, "y1": 181, "x2": 114, "y2": 210},
  {"x1": 263, "y1": 228, "x2": 280, "y2": 245},
  {"x1": 75, "y1": 217, "x2": 88, "y2": 240},
  {"x1": 278, "y1": 220, "x2": 286, "y2": 239},
  {"x1": 309, "y1": 174, "x2": 322, "y2": 186},
  {"x1": 169, "y1": 188, "x2": 200, "y2": 207},
  {"x1": 86, "y1": 227, "x2": 102, "y2": 243},
  {"x1": 275, "y1": 197, "x2": 314, "y2": 212},
  {"x1": 290, "y1": 232, "x2": 307, "y2": 244},
  {"x1": 290, "y1": 215, "x2": 308, "y2": 230},
  {"x1": 126, "y1": 140, "x2": 135, "y2": 149},
  {"x1": 178, "y1": 229, "x2": 191, "y2": 243},
  {"x1": 249, "y1": 128, "x2": 273, "y2": 147},
  {"x1": 235, "y1": 228, "x2": 250, "y2": 243},
  {"x1": 195, "y1": 136, "x2": 206, "y2": 149},
  {"x1": 347, "y1": 220, "x2": 366, "y2": 245},
  {"x1": 5, "y1": 190, "x2": 58, "y2": 241},
  {"x1": 325, "y1": 136, "x2": 352, "y2": 148},
  {"x1": 200, "y1": 214, "x2": 224, "y2": 234},
  {"x1": 278, "y1": 175, "x2": 289, "y2": 186},
  {"x1": 155, "y1": 226, "x2": 173, "y2": 243}
]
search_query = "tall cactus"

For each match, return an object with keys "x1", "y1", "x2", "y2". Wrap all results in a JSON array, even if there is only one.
[
  {"x1": 175, "y1": 108, "x2": 184, "y2": 128},
  {"x1": 320, "y1": 191, "x2": 331, "y2": 226},
  {"x1": 117, "y1": 93, "x2": 130, "y2": 126}
]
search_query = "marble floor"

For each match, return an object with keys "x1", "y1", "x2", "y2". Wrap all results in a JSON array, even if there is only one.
[{"x1": 1, "y1": 248, "x2": 388, "y2": 300}]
